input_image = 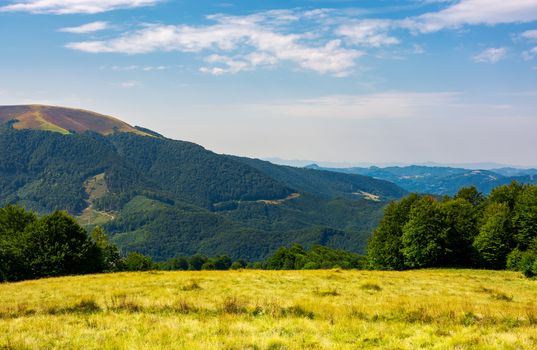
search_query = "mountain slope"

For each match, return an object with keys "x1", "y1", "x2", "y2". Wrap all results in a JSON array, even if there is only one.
[
  {"x1": 0, "y1": 105, "x2": 151, "y2": 136},
  {"x1": 0, "y1": 105, "x2": 407, "y2": 260}
]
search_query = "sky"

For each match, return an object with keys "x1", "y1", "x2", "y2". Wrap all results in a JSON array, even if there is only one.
[{"x1": 0, "y1": 0, "x2": 536, "y2": 167}]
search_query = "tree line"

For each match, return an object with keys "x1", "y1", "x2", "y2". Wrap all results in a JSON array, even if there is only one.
[
  {"x1": 0, "y1": 205, "x2": 363, "y2": 282},
  {"x1": 367, "y1": 182, "x2": 537, "y2": 276}
]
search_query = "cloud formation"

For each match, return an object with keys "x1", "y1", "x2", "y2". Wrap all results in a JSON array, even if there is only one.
[
  {"x1": 522, "y1": 47, "x2": 537, "y2": 60},
  {"x1": 407, "y1": 0, "x2": 537, "y2": 33},
  {"x1": 521, "y1": 29, "x2": 537, "y2": 40},
  {"x1": 0, "y1": 0, "x2": 161, "y2": 14},
  {"x1": 66, "y1": 11, "x2": 364, "y2": 76},
  {"x1": 336, "y1": 20, "x2": 399, "y2": 47},
  {"x1": 472, "y1": 47, "x2": 507, "y2": 64},
  {"x1": 59, "y1": 21, "x2": 109, "y2": 34},
  {"x1": 62, "y1": 1, "x2": 537, "y2": 75}
]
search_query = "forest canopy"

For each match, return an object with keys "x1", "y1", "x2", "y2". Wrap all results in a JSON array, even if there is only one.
[{"x1": 367, "y1": 182, "x2": 537, "y2": 276}]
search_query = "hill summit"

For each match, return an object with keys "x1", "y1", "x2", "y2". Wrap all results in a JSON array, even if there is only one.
[{"x1": 0, "y1": 105, "x2": 151, "y2": 136}]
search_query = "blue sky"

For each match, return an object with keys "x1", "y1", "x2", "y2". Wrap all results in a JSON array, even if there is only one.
[{"x1": 1, "y1": 0, "x2": 536, "y2": 167}]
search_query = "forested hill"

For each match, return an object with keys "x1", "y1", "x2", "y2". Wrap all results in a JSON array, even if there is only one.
[
  {"x1": 0, "y1": 105, "x2": 407, "y2": 261},
  {"x1": 306, "y1": 164, "x2": 537, "y2": 196}
]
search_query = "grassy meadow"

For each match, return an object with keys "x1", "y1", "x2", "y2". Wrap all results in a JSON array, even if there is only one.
[{"x1": 1, "y1": 269, "x2": 537, "y2": 349}]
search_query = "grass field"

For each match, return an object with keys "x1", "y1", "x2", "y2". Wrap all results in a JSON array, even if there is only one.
[{"x1": 1, "y1": 269, "x2": 537, "y2": 349}]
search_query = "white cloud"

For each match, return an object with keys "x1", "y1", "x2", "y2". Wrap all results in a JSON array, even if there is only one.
[
  {"x1": 66, "y1": 14, "x2": 363, "y2": 76},
  {"x1": 521, "y1": 29, "x2": 537, "y2": 40},
  {"x1": 61, "y1": 3, "x2": 537, "y2": 76},
  {"x1": 103, "y1": 65, "x2": 168, "y2": 71},
  {"x1": 59, "y1": 21, "x2": 109, "y2": 34},
  {"x1": 472, "y1": 47, "x2": 507, "y2": 64},
  {"x1": 406, "y1": 0, "x2": 537, "y2": 33},
  {"x1": 0, "y1": 0, "x2": 161, "y2": 14},
  {"x1": 522, "y1": 46, "x2": 537, "y2": 60},
  {"x1": 336, "y1": 20, "x2": 400, "y2": 47}
]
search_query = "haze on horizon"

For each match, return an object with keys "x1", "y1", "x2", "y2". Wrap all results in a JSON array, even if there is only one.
[{"x1": 0, "y1": 0, "x2": 536, "y2": 167}]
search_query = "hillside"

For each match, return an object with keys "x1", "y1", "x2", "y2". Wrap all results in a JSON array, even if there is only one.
[
  {"x1": 1, "y1": 269, "x2": 536, "y2": 349},
  {"x1": 0, "y1": 105, "x2": 151, "y2": 136},
  {"x1": 0, "y1": 105, "x2": 406, "y2": 260},
  {"x1": 307, "y1": 164, "x2": 537, "y2": 195}
]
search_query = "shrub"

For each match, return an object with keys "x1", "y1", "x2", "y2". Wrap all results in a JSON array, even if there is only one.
[
  {"x1": 122, "y1": 252, "x2": 153, "y2": 271},
  {"x1": 516, "y1": 251, "x2": 537, "y2": 278},
  {"x1": 506, "y1": 249, "x2": 524, "y2": 271}
]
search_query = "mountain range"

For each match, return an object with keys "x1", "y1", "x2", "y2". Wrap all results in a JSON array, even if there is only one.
[
  {"x1": 0, "y1": 105, "x2": 406, "y2": 261},
  {"x1": 306, "y1": 164, "x2": 537, "y2": 196}
]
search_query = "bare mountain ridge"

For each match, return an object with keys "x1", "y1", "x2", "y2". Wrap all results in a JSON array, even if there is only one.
[{"x1": 0, "y1": 105, "x2": 151, "y2": 136}]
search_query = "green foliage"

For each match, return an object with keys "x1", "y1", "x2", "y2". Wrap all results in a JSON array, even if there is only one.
[
  {"x1": 367, "y1": 193, "x2": 420, "y2": 270},
  {"x1": 91, "y1": 226, "x2": 122, "y2": 272},
  {"x1": 473, "y1": 203, "x2": 513, "y2": 269},
  {"x1": 512, "y1": 186, "x2": 537, "y2": 250},
  {"x1": 438, "y1": 198, "x2": 479, "y2": 266},
  {"x1": 155, "y1": 245, "x2": 363, "y2": 271},
  {"x1": 0, "y1": 205, "x2": 37, "y2": 280},
  {"x1": 230, "y1": 260, "x2": 246, "y2": 270},
  {"x1": 266, "y1": 244, "x2": 307, "y2": 270},
  {"x1": 455, "y1": 186, "x2": 485, "y2": 207},
  {"x1": 0, "y1": 205, "x2": 161, "y2": 281},
  {"x1": 122, "y1": 252, "x2": 154, "y2": 271},
  {"x1": 22, "y1": 211, "x2": 102, "y2": 278},
  {"x1": 368, "y1": 183, "x2": 537, "y2": 275},
  {"x1": 0, "y1": 126, "x2": 406, "y2": 261},
  {"x1": 265, "y1": 244, "x2": 363, "y2": 270},
  {"x1": 0, "y1": 206, "x2": 108, "y2": 281},
  {"x1": 401, "y1": 197, "x2": 445, "y2": 268},
  {"x1": 201, "y1": 255, "x2": 232, "y2": 270}
]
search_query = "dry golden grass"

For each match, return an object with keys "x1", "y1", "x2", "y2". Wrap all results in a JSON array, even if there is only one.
[{"x1": 1, "y1": 269, "x2": 537, "y2": 349}]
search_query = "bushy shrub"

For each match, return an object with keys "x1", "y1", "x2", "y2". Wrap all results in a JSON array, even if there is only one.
[
  {"x1": 519, "y1": 252, "x2": 537, "y2": 278},
  {"x1": 122, "y1": 252, "x2": 154, "y2": 271}
]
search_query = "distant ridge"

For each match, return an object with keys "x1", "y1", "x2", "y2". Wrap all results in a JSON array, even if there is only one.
[{"x1": 0, "y1": 105, "x2": 152, "y2": 136}]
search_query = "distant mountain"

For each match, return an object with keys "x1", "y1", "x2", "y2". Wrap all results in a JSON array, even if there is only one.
[
  {"x1": 268, "y1": 158, "x2": 537, "y2": 171},
  {"x1": 0, "y1": 105, "x2": 407, "y2": 261},
  {"x1": 305, "y1": 164, "x2": 537, "y2": 196},
  {"x1": 491, "y1": 168, "x2": 537, "y2": 177},
  {"x1": 0, "y1": 105, "x2": 151, "y2": 136}
]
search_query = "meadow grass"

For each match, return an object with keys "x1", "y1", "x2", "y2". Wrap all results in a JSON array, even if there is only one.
[{"x1": 1, "y1": 269, "x2": 537, "y2": 349}]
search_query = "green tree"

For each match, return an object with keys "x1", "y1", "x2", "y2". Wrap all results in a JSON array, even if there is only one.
[
  {"x1": 91, "y1": 226, "x2": 122, "y2": 271},
  {"x1": 0, "y1": 205, "x2": 37, "y2": 281},
  {"x1": 455, "y1": 186, "x2": 485, "y2": 207},
  {"x1": 401, "y1": 197, "x2": 445, "y2": 268},
  {"x1": 266, "y1": 244, "x2": 307, "y2": 270},
  {"x1": 512, "y1": 186, "x2": 537, "y2": 250},
  {"x1": 165, "y1": 256, "x2": 189, "y2": 270},
  {"x1": 488, "y1": 181, "x2": 523, "y2": 210},
  {"x1": 230, "y1": 260, "x2": 246, "y2": 270},
  {"x1": 367, "y1": 193, "x2": 420, "y2": 270},
  {"x1": 439, "y1": 198, "x2": 478, "y2": 266},
  {"x1": 188, "y1": 255, "x2": 208, "y2": 271},
  {"x1": 122, "y1": 252, "x2": 153, "y2": 271},
  {"x1": 0, "y1": 205, "x2": 37, "y2": 235},
  {"x1": 23, "y1": 211, "x2": 102, "y2": 278},
  {"x1": 473, "y1": 203, "x2": 513, "y2": 269}
]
